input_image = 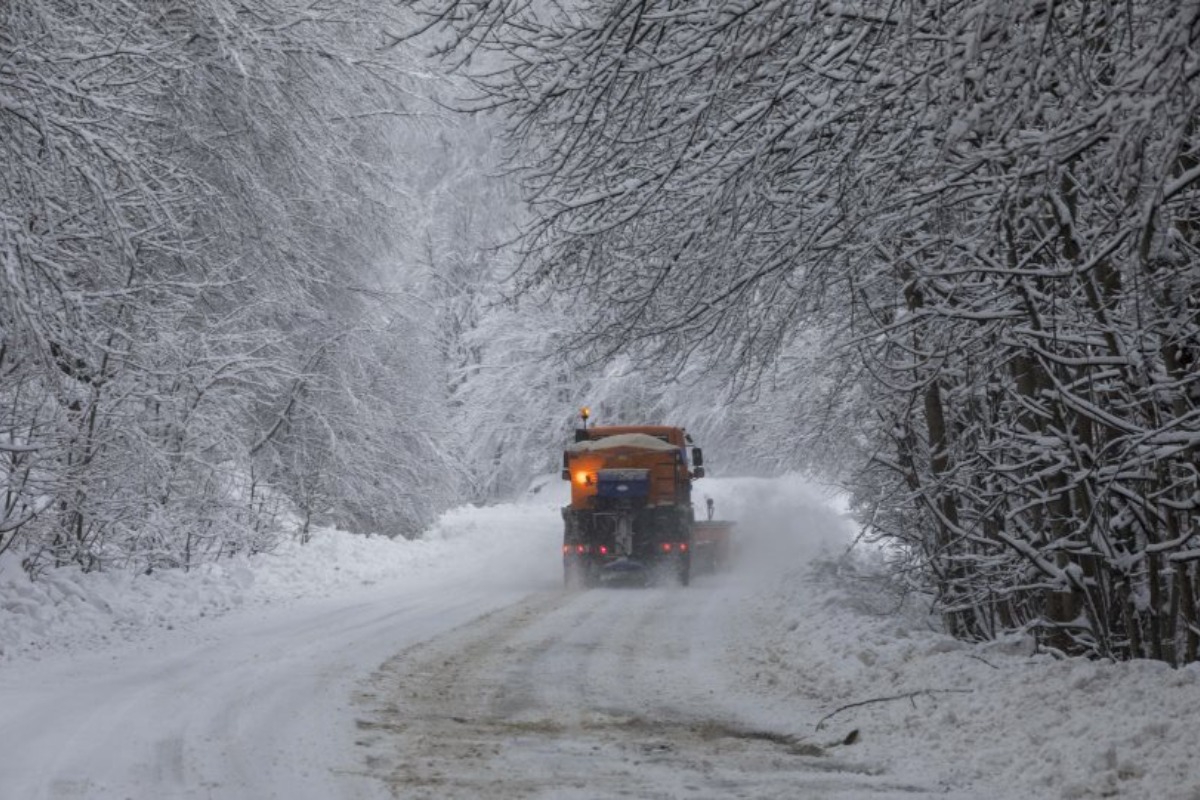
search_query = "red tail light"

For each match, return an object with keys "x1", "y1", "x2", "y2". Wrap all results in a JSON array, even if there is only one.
[
  {"x1": 599, "y1": 545, "x2": 609, "y2": 555},
  {"x1": 662, "y1": 542, "x2": 673, "y2": 553},
  {"x1": 680, "y1": 542, "x2": 689, "y2": 553},
  {"x1": 576, "y1": 544, "x2": 586, "y2": 554}
]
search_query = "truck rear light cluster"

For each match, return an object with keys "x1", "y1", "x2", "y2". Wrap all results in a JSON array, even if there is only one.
[
  {"x1": 563, "y1": 544, "x2": 613, "y2": 555},
  {"x1": 564, "y1": 543, "x2": 687, "y2": 555}
]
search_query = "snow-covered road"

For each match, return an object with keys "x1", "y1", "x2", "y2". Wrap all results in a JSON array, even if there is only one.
[
  {"x1": 0, "y1": 475, "x2": 858, "y2": 800},
  {"x1": 0, "y1": 491, "x2": 566, "y2": 800},
  {"x1": 356, "y1": 582, "x2": 931, "y2": 799},
  {"x1": 0, "y1": 579, "x2": 535, "y2": 799},
  {"x1": 4, "y1": 475, "x2": 1200, "y2": 800}
]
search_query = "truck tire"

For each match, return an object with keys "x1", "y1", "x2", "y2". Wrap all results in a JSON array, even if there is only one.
[{"x1": 565, "y1": 560, "x2": 599, "y2": 589}]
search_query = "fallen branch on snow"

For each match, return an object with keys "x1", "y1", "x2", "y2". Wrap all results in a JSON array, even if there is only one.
[{"x1": 815, "y1": 688, "x2": 973, "y2": 730}]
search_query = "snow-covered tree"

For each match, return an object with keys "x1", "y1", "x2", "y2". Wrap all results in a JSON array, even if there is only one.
[
  {"x1": 409, "y1": 0, "x2": 1200, "y2": 662},
  {"x1": 1, "y1": 0, "x2": 487, "y2": 571}
]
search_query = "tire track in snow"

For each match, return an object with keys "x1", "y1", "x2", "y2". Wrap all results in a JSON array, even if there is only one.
[
  {"x1": 355, "y1": 585, "x2": 938, "y2": 799},
  {"x1": 0, "y1": 586, "x2": 522, "y2": 800}
]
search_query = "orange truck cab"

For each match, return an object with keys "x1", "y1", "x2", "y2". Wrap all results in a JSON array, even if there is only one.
[{"x1": 561, "y1": 418, "x2": 705, "y2": 587}]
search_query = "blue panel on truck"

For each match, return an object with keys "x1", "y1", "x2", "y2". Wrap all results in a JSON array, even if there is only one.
[{"x1": 596, "y1": 468, "x2": 651, "y2": 498}]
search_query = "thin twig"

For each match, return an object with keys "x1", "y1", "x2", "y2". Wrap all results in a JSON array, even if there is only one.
[
  {"x1": 815, "y1": 689, "x2": 972, "y2": 730},
  {"x1": 964, "y1": 653, "x2": 1000, "y2": 670}
]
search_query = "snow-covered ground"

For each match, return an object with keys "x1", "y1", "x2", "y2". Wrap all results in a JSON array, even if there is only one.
[
  {"x1": 0, "y1": 493, "x2": 562, "y2": 800},
  {"x1": 2, "y1": 475, "x2": 1199, "y2": 799},
  {"x1": 0, "y1": 497, "x2": 559, "y2": 666}
]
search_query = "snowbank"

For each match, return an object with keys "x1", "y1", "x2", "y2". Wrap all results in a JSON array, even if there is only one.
[
  {"x1": 0, "y1": 483, "x2": 564, "y2": 665},
  {"x1": 728, "y1": 552, "x2": 1200, "y2": 799}
]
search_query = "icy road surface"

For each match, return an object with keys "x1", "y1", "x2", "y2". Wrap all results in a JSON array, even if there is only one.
[
  {"x1": 355, "y1": 584, "x2": 931, "y2": 799},
  {"x1": 4, "y1": 475, "x2": 1199, "y2": 799}
]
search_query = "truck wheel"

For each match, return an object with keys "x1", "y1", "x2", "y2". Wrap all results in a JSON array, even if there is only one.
[
  {"x1": 566, "y1": 560, "x2": 597, "y2": 589},
  {"x1": 583, "y1": 565, "x2": 600, "y2": 588},
  {"x1": 678, "y1": 560, "x2": 691, "y2": 587}
]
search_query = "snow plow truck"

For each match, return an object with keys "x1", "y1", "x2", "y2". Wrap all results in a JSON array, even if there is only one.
[{"x1": 561, "y1": 409, "x2": 732, "y2": 587}]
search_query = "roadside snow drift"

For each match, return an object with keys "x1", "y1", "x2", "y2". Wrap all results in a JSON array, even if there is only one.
[{"x1": 0, "y1": 485, "x2": 562, "y2": 665}]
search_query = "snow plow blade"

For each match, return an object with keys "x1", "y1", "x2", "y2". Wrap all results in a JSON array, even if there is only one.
[{"x1": 692, "y1": 520, "x2": 735, "y2": 574}]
